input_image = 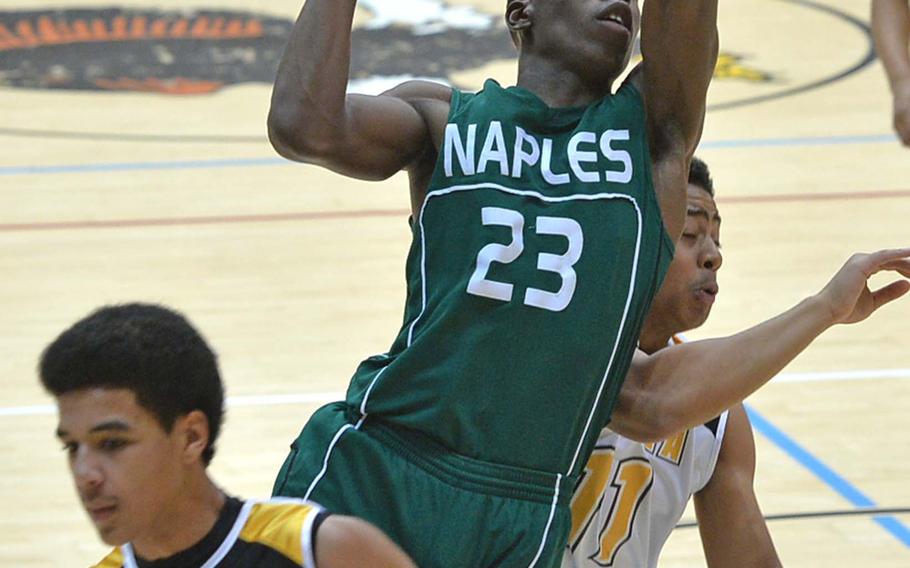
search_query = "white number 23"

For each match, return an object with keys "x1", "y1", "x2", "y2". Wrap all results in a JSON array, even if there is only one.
[{"x1": 466, "y1": 207, "x2": 584, "y2": 312}]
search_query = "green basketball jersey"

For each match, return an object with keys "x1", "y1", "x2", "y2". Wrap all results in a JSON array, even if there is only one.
[{"x1": 345, "y1": 79, "x2": 673, "y2": 477}]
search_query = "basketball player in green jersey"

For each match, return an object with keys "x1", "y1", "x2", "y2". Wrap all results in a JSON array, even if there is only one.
[
  {"x1": 268, "y1": 1, "x2": 716, "y2": 565},
  {"x1": 266, "y1": 1, "x2": 910, "y2": 566},
  {"x1": 872, "y1": 0, "x2": 910, "y2": 146}
]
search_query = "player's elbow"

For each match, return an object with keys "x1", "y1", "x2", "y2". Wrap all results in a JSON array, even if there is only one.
[
  {"x1": 610, "y1": 388, "x2": 681, "y2": 443},
  {"x1": 266, "y1": 109, "x2": 299, "y2": 161},
  {"x1": 266, "y1": 85, "x2": 346, "y2": 165},
  {"x1": 267, "y1": 103, "x2": 335, "y2": 164}
]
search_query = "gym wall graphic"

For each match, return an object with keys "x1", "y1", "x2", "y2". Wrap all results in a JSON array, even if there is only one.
[{"x1": 0, "y1": 4, "x2": 776, "y2": 96}]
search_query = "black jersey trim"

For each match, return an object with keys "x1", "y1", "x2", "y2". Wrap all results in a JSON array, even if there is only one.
[
  {"x1": 704, "y1": 415, "x2": 722, "y2": 437},
  {"x1": 310, "y1": 511, "x2": 331, "y2": 568}
]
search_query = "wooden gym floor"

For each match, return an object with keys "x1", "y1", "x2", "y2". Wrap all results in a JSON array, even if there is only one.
[{"x1": 0, "y1": 0, "x2": 908, "y2": 565}]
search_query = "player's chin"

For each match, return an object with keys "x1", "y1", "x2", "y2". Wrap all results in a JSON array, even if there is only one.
[
  {"x1": 683, "y1": 305, "x2": 711, "y2": 331},
  {"x1": 94, "y1": 517, "x2": 130, "y2": 546}
]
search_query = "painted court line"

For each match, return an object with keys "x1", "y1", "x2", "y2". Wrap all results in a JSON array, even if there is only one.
[
  {"x1": 700, "y1": 133, "x2": 897, "y2": 149},
  {"x1": 0, "y1": 134, "x2": 900, "y2": 177},
  {"x1": 3, "y1": 368, "x2": 907, "y2": 418},
  {"x1": 772, "y1": 367, "x2": 910, "y2": 383},
  {"x1": 2, "y1": 189, "x2": 909, "y2": 233},
  {"x1": 720, "y1": 189, "x2": 910, "y2": 204},
  {"x1": 7, "y1": 379, "x2": 910, "y2": 548},
  {"x1": 0, "y1": 157, "x2": 287, "y2": 176},
  {"x1": 746, "y1": 404, "x2": 910, "y2": 548},
  {"x1": 0, "y1": 209, "x2": 408, "y2": 232},
  {"x1": 0, "y1": 391, "x2": 345, "y2": 418}
]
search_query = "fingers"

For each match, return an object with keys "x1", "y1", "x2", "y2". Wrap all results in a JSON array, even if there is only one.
[
  {"x1": 871, "y1": 280, "x2": 910, "y2": 312},
  {"x1": 860, "y1": 248, "x2": 910, "y2": 272},
  {"x1": 879, "y1": 258, "x2": 910, "y2": 279}
]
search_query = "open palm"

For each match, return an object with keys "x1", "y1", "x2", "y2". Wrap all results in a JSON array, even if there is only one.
[{"x1": 820, "y1": 249, "x2": 910, "y2": 325}]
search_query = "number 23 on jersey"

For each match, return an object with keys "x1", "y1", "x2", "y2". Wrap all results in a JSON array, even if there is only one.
[{"x1": 466, "y1": 206, "x2": 584, "y2": 312}]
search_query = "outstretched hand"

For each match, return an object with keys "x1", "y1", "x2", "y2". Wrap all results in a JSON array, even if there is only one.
[{"x1": 819, "y1": 248, "x2": 910, "y2": 325}]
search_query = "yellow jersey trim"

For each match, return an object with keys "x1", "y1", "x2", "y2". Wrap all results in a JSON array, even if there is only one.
[
  {"x1": 92, "y1": 547, "x2": 124, "y2": 568},
  {"x1": 239, "y1": 501, "x2": 319, "y2": 565}
]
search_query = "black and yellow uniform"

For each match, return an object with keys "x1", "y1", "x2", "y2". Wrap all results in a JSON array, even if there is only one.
[{"x1": 93, "y1": 497, "x2": 327, "y2": 568}]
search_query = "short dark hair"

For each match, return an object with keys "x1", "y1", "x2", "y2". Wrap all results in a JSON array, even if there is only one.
[
  {"x1": 39, "y1": 303, "x2": 224, "y2": 465},
  {"x1": 688, "y1": 156, "x2": 715, "y2": 196}
]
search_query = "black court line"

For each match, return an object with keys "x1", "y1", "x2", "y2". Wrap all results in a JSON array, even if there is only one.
[
  {"x1": 676, "y1": 507, "x2": 910, "y2": 529},
  {"x1": 0, "y1": 0, "x2": 877, "y2": 144},
  {"x1": 707, "y1": 0, "x2": 877, "y2": 112}
]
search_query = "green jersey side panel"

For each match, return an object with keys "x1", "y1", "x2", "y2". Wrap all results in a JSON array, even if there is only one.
[{"x1": 346, "y1": 80, "x2": 673, "y2": 476}]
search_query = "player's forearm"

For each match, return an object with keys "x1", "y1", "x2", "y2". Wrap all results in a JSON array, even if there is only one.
[
  {"x1": 641, "y1": 0, "x2": 718, "y2": 154},
  {"x1": 872, "y1": 0, "x2": 910, "y2": 92},
  {"x1": 268, "y1": 0, "x2": 359, "y2": 160},
  {"x1": 693, "y1": 406, "x2": 782, "y2": 567},
  {"x1": 617, "y1": 296, "x2": 834, "y2": 441},
  {"x1": 695, "y1": 495, "x2": 782, "y2": 568}
]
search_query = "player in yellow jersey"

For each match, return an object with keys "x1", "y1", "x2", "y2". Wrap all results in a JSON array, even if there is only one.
[
  {"x1": 566, "y1": 158, "x2": 780, "y2": 568},
  {"x1": 872, "y1": 0, "x2": 910, "y2": 146},
  {"x1": 39, "y1": 303, "x2": 415, "y2": 568}
]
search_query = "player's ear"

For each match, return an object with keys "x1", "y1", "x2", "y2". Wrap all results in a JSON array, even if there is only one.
[
  {"x1": 177, "y1": 410, "x2": 210, "y2": 465},
  {"x1": 506, "y1": 0, "x2": 533, "y2": 38}
]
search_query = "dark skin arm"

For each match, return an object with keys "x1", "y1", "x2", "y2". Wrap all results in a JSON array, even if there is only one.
[
  {"x1": 628, "y1": 0, "x2": 719, "y2": 240},
  {"x1": 871, "y1": 0, "x2": 910, "y2": 145},
  {"x1": 611, "y1": 249, "x2": 910, "y2": 441},
  {"x1": 267, "y1": 0, "x2": 450, "y2": 204},
  {"x1": 694, "y1": 404, "x2": 782, "y2": 567},
  {"x1": 315, "y1": 515, "x2": 417, "y2": 568}
]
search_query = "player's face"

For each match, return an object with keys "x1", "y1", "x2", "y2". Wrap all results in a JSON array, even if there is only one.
[
  {"x1": 651, "y1": 185, "x2": 722, "y2": 332},
  {"x1": 55, "y1": 388, "x2": 188, "y2": 547},
  {"x1": 527, "y1": 0, "x2": 640, "y2": 81}
]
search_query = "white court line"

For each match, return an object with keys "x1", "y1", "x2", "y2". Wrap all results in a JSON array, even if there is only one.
[
  {"x1": 0, "y1": 391, "x2": 345, "y2": 418},
  {"x1": 4, "y1": 369, "x2": 910, "y2": 418},
  {"x1": 771, "y1": 368, "x2": 910, "y2": 383}
]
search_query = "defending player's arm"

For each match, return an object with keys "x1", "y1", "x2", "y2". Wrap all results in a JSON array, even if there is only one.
[
  {"x1": 267, "y1": 0, "x2": 449, "y2": 180},
  {"x1": 611, "y1": 248, "x2": 910, "y2": 442},
  {"x1": 316, "y1": 515, "x2": 417, "y2": 568},
  {"x1": 631, "y1": 0, "x2": 719, "y2": 239},
  {"x1": 694, "y1": 404, "x2": 781, "y2": 568},
  {"x1": 872, "y1": 0, "x2": 910, "y2": 146}
]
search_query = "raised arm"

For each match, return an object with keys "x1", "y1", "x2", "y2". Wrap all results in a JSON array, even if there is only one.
[
  {"x1": 631, "y1": 0, "x2": 719, "y2": 239},
  {"x1": 872, "y1": 0, "x2": 910, "y2": 146},
  {"x1": 611, "y1": 248, "x2": 910, "y2": 442},
  {"x1": 267, "y1": 0, "x2": 450, "y2": 181},
  {"x1": 694, "y1": 404, "x2": 781, "y2": 568}
]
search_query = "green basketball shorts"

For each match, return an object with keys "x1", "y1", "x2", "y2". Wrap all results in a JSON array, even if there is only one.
[{"x1": 273, "y1": 402, "x2": 576, "y2": 568}]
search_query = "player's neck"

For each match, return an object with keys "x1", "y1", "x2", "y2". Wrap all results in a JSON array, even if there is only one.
[
  {"x1": 131, "y1": 475, "x2": 226, "y2": 561},
  {"x1": 515, "y1": 55, "x2": 615, "y2": 108},
  {"x1": 638, "y1": 322, "x2": 679, "y2": 355}
]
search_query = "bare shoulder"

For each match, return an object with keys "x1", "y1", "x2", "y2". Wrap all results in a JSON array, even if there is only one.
[
  {"x1": 716, "y1": 403, "x2": 757, "y2": 472},
  {"x1": 316, "y1": 515, "x2": 416, "y2": 568},
  {"x1": 382, "y1": 80, "x2": 453, "y2": 125},
  {"x1": 382, "y1": 80, "x2": 453, "y2": 102},
  {"x1": 382, "y1": 80, "x2": 453, "y2": 149}
]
